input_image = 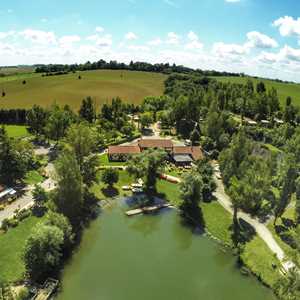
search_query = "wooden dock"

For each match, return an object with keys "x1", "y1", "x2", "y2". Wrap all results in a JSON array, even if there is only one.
[{"x1": 126, "y1": 204, "x2": 174, "y2": 216}]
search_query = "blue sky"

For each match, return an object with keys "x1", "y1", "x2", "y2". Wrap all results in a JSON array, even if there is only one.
[{"x1": 0, "y1": 0, "x2": 300, "y2": 81}]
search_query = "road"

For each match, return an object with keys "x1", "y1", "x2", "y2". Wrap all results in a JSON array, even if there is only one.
[{"x1": 0, "y1": 148, "x2": 56, "y2": 226}]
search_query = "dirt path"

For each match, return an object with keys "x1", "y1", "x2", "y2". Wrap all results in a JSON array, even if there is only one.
[{"x1": 213, "y1": 174, "x2": 294, "y2": 272}]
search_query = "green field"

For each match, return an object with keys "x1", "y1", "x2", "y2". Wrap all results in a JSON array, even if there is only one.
[
  {"x1": 214, "y1": 76, "x2": 300, "y2": 107},
  {"x1": 4, "y1": 125, "x2": 30, "y2": 138},
  {"x1": 0, "y1": 70, "x2": 166, "y2": 110}
]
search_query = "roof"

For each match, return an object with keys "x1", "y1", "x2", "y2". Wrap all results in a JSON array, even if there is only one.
[
  {"x1": 173, "y1": 146, "x2": 203, "y2": 161},
  {"x1": 173, "y1": 154, "x2": 193, "y2": 163},
  {"x1": 138, "y1": 139, "x2": 173, "y2": 149},
  {"x1": 108, "y1": 145, "x2": 141, "y2": 155}
]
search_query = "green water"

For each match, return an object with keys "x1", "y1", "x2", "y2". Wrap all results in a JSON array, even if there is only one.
[{"x1": 57, "y1": 202, "x2": 276, "y2": 300}]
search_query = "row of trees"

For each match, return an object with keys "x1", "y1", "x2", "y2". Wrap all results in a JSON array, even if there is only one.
[
  {"x1": 0, "y1": 109, "x2": 27, "y2": 125},
  {"x1": 23, "y1": 123, "x2": 101, "y2": 282},
  {"x1": 34, "y1": 59, "x2": 241, "y2": 77}
]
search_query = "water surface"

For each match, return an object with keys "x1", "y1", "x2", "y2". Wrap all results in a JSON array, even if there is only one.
[{"x1": 57, "y1": 201, "x2": 276, "y2": 300}]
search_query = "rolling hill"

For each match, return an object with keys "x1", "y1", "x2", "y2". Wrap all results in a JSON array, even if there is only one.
[{"x1": 0, "y1": 70, "x2": 166, "y2": 110}]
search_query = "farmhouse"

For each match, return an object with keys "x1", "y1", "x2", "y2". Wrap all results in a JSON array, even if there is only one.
[{"x1": 108, "y1": 139, "x2": 203, "y2": 165}]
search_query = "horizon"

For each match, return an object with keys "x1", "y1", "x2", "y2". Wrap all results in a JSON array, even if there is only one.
[{"x1": 0, "y1": 0, "x2": 300, "y2": 82}]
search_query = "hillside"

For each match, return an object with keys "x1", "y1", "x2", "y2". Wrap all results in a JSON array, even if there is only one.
[
  {"x1": 0, "y1": 70, "x2": 166, "y2": 110},
  {"x1": 214, "y1": 76, "x2": 300, "y2": 107}
]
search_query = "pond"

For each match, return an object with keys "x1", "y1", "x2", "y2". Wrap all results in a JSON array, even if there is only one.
[{"x1": 56, "y1": 200, "x2": 276, "y2": 300}]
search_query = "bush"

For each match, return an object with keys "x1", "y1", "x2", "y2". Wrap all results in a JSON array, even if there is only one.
[
  {"x1": 16, "y1": 210, "x2": 31, "y2": 222},
  {"x1": 16, "y1": 287, "x2": 30, "y2": 300},
  {"x1": 1, "y1": 218, "x2": 9, "y2": 231},
  {"x1": 0, "y1": 205, "x2": 4, "y2": 211},
  {"x1": 8, "y1": 218, "x2": 19, "y2": 228}
]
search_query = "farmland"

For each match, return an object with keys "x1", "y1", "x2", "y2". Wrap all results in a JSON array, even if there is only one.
[
  {"x1": 0, "y1": 70, "x2": 166, "y2": 110},
  {"x1": 214, "y1": 76, "x2": 300, "y2": 107}
]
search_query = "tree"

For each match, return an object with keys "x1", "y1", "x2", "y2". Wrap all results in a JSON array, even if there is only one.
[
  {"x1": 256, "y1": 81, "x2": 266, "y2": 94},
  {"x1": 190, "y1": 128, "x2": 200, "y2": 145},
  {"x1": 45, "y1": 105, "x2": 74, "y2": 143},
  {"x1": 54, "y1": 150, "x2": 83, "y2": 227},
  {"x1": 295, "y1": 177, "x2": 300, "y2": 224},
  {"x1": 79, "y1": 97, "x2": 95, "y2": 123},
  {"x1": 32, "y1": 185, "x2": 48, "y2": 207},
  {"x1": 23, "y1": 224, "x2": 64, "y2": 282},
  {"x1": 26, "y1": 105, "x2": 48, "y2": 136},
  {"x1": 65, "y1": 123, "x2": 97, "y2": 169},
  {"x1": 179, "y1": 172, "x2": 203, "y2": 225},
  {"x1": 0, "y1": 128, "x2": 30, "y2": 185},
  {"x1": 219, "y1": 129, "x2": 252, "y2": 187},
  {"x1": 43, "y1": 211, "x2": 74, "y2": 251},
  {"x1": 127, "y1": 149, "x2": 167, "y2": 191},
  {"x1": 140, "y1": 112, "x2": 153, "y2": 129},
  {"x1": 101, "y1": 168, "x2": 119, "y2": 187},
  {"x1": 274, "y1": 155, "x2": 297, "y2": 225},
  {"x1": 81, "y1": 154, "x2": 99, "y2": 186}
]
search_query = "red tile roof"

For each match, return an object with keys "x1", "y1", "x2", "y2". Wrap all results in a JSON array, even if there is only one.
[
  {"x1": 138, "y1": 139, "x2": 173, "y2": 149},
  {"x1": 173, "y1": 146, "x2": 203, "y2": 161},
  {"x1": 108, "y1": 145, "x2": 141, "y2": 155}
]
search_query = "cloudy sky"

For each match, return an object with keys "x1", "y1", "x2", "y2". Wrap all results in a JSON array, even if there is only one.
[{"x1": 1, "y1": 0, "x2": 300, "y2": 82}]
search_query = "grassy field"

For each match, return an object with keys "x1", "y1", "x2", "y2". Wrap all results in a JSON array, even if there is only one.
[
  {"x1": 214, "y1": 76, "x2": 300, "y2": 107},
  {"x1": 0, "y1": 216, "x2": 42, "y2": 283},
  {"x1": 4, "y1": 125, "x2": 30, "y2": 138},
  {"x1": 0, "y1": 70, "x2": 166, "y2": 110}
]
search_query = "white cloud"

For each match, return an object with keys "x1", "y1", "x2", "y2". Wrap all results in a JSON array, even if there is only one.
[
  {"x1": 213, "y1": 42, "x2": 248, "y2": 57},
  {"x1": 166, "y1": 32, "x2": 180, "y2": 45},
  {"x1": 185, "y1": 31, "x2": 203, "y2": 50},
  {"x1": 41, "y1": 18, "x2": 48, "y2": 23},
  {"x1": 147, "y1": 38, "x2": 162, "y2": 46},
  {"x1": 20, "y1": 29, "x2": 57, "y2": 45},
  {"x1": 125, "y1": 32, "x2": 138, "y2": 40},
  {"x1": 86, "y1": 33, "x2": 112, "y2": 47},
  {"x1": 273, "y1": 16, "x2": 300, "y2": 37},
  {"x1": 127, "y1": 45, "x2": 150, "y2": 51},
  {"x1": 95, "y1": 26, "x2": 104, "y2": 33},
  {"x1": 225, "y1": 0, "x2": 240, "y2": 3},
  {"x1": 0, "y1": 30, "x2": 15, "y2": 39},
  {"x1": 246, "y1": 31, "x2": 278, "y2": 49},
  {"x1": 59, "y1": 35, "x2": 81, "y2": 45}
]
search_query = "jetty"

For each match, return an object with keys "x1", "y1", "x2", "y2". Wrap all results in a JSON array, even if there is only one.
[{"x1": 126, "y1": 203, "x2": 174, "y2": 216}]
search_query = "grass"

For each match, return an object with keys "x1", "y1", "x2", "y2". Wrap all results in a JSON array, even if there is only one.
[
  {"x1": 213, "y1": 76, "x2": 300, "y2": 107},
  {"x1": 202, "y1": 201, "x2": 233, "y2": 245},
  {"x1": 241, "y1": 236, "x2": 282, "y2": 288},
  {"x1": 267, "y1": 203, "x2": 296, "y2": 258},
  {"x1": 98, "y1": 153, "x2": 126, "y2": 166},
  {"x1": 23, "y1": 170, "x2": 44, "y2": 185},
  {"x1": 4, "y1": 125, "x2": 30, "y2": 139},
  {"x1": 90, "y1": 170, "x2": 133, "y2": 199},
  {"x1": 0, "y1": 216, "x2": 42, "y2": 283},
  {"x1": 0, "y1": 70, "x2": 166, "y2": 110}
]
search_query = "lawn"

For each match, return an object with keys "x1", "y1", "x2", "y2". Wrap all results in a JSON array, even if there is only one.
[
  {"x1": 23, "y1": 170, "x2": 44, "y2": 185},
  {"x1": 267, "y1": 203, "x2": 296, "y2": 259},
  {"x1": 213, "y1": 76, "x2": 300, "y2": 107},
  {"x1": 0, "y1": 216, "x2": 42, "y2": 283},
  {"x1": 4, "y1": 125, "x2": 30, "y2": 139},
  {"x1": 0, "y1": 70, "x2": 166, "y2": 110},
  {"x1": 241, "y1": 236, "x2": 282, "y2": 288},
  {"x1": 90, "y1": 170, "x2": 133, "y2": 199},
  {"x1": 98, "y1": 153, "x2": 126, "y2": 166}
]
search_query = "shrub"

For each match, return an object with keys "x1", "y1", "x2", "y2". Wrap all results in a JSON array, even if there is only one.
[
  {"x1": 17, "y1": 210, "x2": 31, "y2": 221},
  {"x1": 8, "y1": 218, "x2": 19, "y2": 228},
  {"x1": 16, "y1": 287, "x2": 30, "y2": 300}
]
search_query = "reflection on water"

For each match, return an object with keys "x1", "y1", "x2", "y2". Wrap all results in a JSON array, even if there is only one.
[{"x1": 56, "y1": 200, "x2": 276, "y2": 300}]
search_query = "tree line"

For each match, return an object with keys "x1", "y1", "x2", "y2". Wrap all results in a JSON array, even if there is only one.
[{"x1": 34, "y1": 59, "x2": 243, "y2": 77}]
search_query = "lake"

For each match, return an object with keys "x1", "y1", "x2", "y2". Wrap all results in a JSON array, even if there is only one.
[{"x1": 56, "y1": 200, "x2": 276, "y2": 300}]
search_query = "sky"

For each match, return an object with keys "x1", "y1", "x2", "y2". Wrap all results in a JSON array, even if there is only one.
[{"x1": 1, "y1": 0, "x2": 300, "y2": 82}]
